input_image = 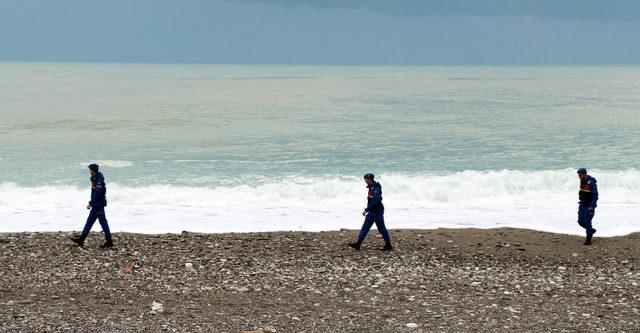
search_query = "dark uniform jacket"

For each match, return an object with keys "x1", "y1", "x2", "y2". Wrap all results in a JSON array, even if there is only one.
[
  {"x1": 579, "y1": 176, "x2": 598, "y2": 209},
  {"x1": 365, "y1": 181, "x2": 384, "y2": 213},
  {"x1": 89, "y1": 172, "x2": 107, "y2": 207}
]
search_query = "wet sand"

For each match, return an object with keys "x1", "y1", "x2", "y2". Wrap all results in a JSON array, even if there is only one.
[{"x1": 0, "y1": 228, "x2": 639, "y2": 332}]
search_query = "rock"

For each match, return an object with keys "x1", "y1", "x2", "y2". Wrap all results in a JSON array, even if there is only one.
[
  {"x1": 558, "y1": 266, "x2": 567, "y2": 271},
  {"x1": 185, "y1": 263, "x2": 194, "y2": 269},
  {"x1": 2, "y1": 229, "x2": 640, "y2": 331},
  {"x1": 150, "y1": 301, "x2": 164, "y2": 314}
]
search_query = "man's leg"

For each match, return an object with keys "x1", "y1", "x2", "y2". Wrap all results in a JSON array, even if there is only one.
[
  {"x1": 373, "y1": 213, "x2": 391, "y2": 244},
  {"x1": 348, "y1": 214, "x2": 376, "y2": 250},
  {"x1": 582, "y1": 207, "x2": 596, "y2": 245},
  {"x1": 585, "y1": 209, "x2": 595, "y2": 235},
  {"x1": 577, "y1": 206, "x2": 587, "y2": 229},
  {"x1": 579, "y1": 207, "x2": 595, "y2": 234},
  {"x1": 81, "y1": 208, "x2": 99, "y2": 239},
  {"x1": 357, "y1": 214, "x2": 376, "y2": 243},
  {"x1": 72, "y1": 207, "x2": 98, "y2": 246},
  {"x1": 95, "y1": 206, "x2": 112, "y2": 243},
  {"x1": 373, "y1": 213, "x2": 393, "y2": 251}
]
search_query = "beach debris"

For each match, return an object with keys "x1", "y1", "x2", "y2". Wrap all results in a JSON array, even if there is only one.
[
  {"x1": 150, "y1": 301, "x2": 164, "y2": 314},
  {"x1": 3, "y1": 230, "x2": 640, "y2": 331},
  {"x1": 122, "y1": 267, "x2": 134, "y2": 276}
]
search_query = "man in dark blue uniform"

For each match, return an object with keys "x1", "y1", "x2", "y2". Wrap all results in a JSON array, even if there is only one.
[
  {"x1": 71, "y1": 164, "x2": 113, "y2": 248},
  {"x1": 577, "y1": 168, "x2": 598, "y2": 245},
  {"x1": 348, "y1": 173, "x2": 393, "y2": 251}
]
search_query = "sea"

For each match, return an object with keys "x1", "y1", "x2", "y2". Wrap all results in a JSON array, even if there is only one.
[{"x1": 1, "y1": 62, "x2": 639, "y2": 236}]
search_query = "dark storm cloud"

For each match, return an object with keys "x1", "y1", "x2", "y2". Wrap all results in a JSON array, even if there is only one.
[{"x1": 230, "y1": 0, "x2": 640, "y2": 21}]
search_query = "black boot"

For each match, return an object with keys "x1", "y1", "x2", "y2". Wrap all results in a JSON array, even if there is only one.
[
  {"x1": 380, "y1": 242, "x2": 393, "y2": 251},
  {"x1": 100, "y1": 240, "x2": 114, "y2": 248},
  {"x1": 71, "y1": 235, "x2": 85, "y2": 247},
  {"x1": 347, "y1": 241, "x2": 362, "y2": 251},
  {"x1": 584, "y1": 234, "x2": 593, "y2": 245}
]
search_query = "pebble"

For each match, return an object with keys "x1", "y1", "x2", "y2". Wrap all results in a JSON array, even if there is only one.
[
  {"x1": 1, "y1": 230, "x2": 638, "y2": 332},
  {"x1": 150, "y1": 301, "x2": 164, "y2": 314}
]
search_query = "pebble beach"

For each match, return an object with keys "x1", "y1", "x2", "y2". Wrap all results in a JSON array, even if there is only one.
[{"x1": 1, "y1": 228, "x2": 639, "y2": 332}]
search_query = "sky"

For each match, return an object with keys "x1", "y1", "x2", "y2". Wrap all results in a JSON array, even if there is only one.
[{"x1": 0, "y1": 0, "x2": 639, "y2": 65}]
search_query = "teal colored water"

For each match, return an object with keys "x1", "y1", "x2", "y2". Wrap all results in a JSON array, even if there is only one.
[
  {"x1": 2, "y1": 63, "x2": 639, "y2": 187},
  {"x1": 1, "y1": 63, "x2": 639, "y2": 235}
]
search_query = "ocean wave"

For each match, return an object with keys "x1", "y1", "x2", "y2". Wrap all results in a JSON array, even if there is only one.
[
  {"x1": 2, "y1": 118, "x2": 191, "y2": 131},
  {"x1": 1, "y1": 169, "x2": 638, "y2": 235},
  {"x1": 79, "y1": 160, "x2": 134, "y2": 168}
]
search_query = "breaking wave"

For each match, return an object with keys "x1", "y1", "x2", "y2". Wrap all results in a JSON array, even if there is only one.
[{"x1": 1, "y1": 169, "x2": 639, "y2": 236}]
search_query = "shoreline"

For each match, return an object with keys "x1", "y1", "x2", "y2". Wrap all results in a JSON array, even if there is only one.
[
  {"x1": 1, "y1": 228, "x2": 639, "y2": 332},
  {"x1": 1, "y1": 226, "x2": 639, "y2": 238}
]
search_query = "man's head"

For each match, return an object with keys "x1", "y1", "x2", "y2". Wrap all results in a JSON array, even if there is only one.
[
  {"x1": 363, "y1": 173, "x2": 375, "y2": 185},
  {"x1": 88, "y1": 163, "x2": 99, "y2": 176},
  {"x1": 577, "y1": 167, "x2": 588, "y2": 180}
]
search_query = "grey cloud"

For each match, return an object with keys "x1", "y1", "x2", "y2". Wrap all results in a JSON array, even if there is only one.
[
  {"x1": 1, "y1": 0, "x2": 639, "y2": 64},
  {"x1": 229, "y1": 0, "x2": 640, "y2": 21}
]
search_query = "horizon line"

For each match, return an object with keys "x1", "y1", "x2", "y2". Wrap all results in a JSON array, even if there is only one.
[{"x1": 2, "y1": 59, "x2": 640, "y2": 67}]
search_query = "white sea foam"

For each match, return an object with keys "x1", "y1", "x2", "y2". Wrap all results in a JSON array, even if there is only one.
[
  {"x1": 79, "y1": 160, "x2": 134, "y2": 168},
  {"x1": 1, "y1": 169, "x2": 638, "y2": 236}
]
